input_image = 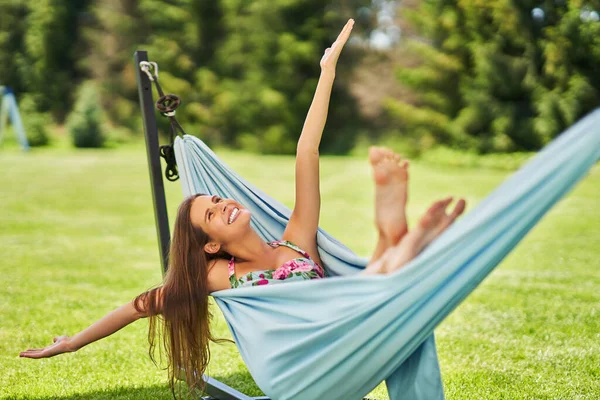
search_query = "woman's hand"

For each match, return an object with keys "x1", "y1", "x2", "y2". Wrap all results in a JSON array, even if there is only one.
[
  {"x1": 320, "y1": 19, "x2": 354, "y2": 74},
  {"x1": 20, "y1": 335, "x2": 75, "y2": 359}
]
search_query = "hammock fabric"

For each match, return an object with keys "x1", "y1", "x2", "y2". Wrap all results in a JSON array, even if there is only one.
[{"x1": 173, "y1": 109, "x2": 600, "y2": 400}]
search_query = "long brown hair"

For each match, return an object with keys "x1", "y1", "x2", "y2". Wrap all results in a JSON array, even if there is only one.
[{"x1": 134, "y1": 193, "x2": 230, "y2": 397}]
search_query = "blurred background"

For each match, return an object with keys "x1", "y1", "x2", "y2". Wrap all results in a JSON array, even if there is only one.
[{"x1": 2, "y1": 0, "x2": 599, "y2": 160}]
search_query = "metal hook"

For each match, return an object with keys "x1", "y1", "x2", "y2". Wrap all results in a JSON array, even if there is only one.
[{"x1": 139, "y1": 61, "x2": 159, "y2": 81}]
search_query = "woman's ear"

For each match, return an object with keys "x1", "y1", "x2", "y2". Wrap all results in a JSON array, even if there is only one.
[{"x1": 204, "y1": 242, "x2": 221, "y2": 254}]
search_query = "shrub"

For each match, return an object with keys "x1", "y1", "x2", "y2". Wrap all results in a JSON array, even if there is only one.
[
  {"x1": 67, "y1": 82, "x2": 106, "y2": 148},
  {"x1": 18, "y1": 95, "x2": 50, "y2": 147}
]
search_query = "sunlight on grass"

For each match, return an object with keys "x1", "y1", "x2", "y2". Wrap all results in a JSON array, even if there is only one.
[{"x1": 1, "y1": 145, "x2": 598, "y2": 399}]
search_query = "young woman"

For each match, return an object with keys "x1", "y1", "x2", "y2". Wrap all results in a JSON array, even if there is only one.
[{"x1": 20, "y1": 19, "x2": 465, "y2": 395}]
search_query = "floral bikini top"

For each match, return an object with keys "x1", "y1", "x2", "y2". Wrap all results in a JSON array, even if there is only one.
[{"x1": 228, "y1": 240, "x2": 326, "y2": 288}]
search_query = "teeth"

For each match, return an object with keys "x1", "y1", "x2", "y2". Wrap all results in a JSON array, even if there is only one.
[{"x1": 228, "y1": 208, "x2": 239, "y2": 224}]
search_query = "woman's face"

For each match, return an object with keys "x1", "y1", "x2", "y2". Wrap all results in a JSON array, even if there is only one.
[{"x1": 189, "y1": 195, "x2": 251, "y2": 249}]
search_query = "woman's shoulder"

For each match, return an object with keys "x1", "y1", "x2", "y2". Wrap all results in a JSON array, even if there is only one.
[
  {"x1": 279, "y1": 234, "x2": 322, "y2": 267},
  {"x1": 207, "y1": 258, "x2": 232, "y2": 293}
]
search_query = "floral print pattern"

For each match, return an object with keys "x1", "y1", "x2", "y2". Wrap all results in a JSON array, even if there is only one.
[{"x1": 228, "y1": 240, "x2": 326, "y2": 288}]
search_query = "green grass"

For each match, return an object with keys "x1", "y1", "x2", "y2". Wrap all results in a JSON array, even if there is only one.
[{"x1": 1, "y1": 144, "x2": 598, "y2": 399}]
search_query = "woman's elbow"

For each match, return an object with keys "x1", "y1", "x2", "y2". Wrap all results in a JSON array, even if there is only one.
[
  {"x1": 297, "y1": 141, "x2": 319, "y2": 156},
  {"x1": 133, "y1": 287, "x2": 164, "y2": 318}
]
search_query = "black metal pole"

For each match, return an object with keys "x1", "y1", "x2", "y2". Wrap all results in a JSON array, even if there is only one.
[
  {"x1": 134, "y1": 50, "x2": 171, "y2": 274},
  {"x1": 134, "y1": 50, "x2": 271, "y2": 400}
]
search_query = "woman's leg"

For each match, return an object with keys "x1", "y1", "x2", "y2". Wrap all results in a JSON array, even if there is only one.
[
  {"x1": 368, "y1": 147, "x2": 409, "y2": 264},
  {"x1": 363, "y1": 197, "x2": 466, "y2": 275}
]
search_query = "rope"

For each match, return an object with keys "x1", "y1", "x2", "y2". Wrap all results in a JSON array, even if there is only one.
[{"x1": 139, "y1": 61, "x2": 185, "y2": 182}]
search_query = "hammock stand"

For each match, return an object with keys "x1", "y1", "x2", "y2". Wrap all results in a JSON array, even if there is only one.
[{"x1": 135, "y1": 50, "x2": 272, "y2": 400}]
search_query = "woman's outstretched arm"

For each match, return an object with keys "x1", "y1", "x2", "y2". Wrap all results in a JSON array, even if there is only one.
[
  {"x1": 20, "y1": 288, "x2": 162, "y2": 359},
  {"x1": 284, "y1": 19, "x2": 354, "y2": 259}
]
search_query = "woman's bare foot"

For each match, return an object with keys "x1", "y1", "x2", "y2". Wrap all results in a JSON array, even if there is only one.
[
  {"x1": 406, "y1": 197, "x2": 466, "y2": 253},
  {"x1": 369, "y1": 146, "x2": 409, "y2": 246},
  {"x1": 366, "y1": 197, "x2": 466, "y2": 275}
]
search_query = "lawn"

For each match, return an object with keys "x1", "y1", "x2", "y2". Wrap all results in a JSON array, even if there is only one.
[{"x1": 1, "y1": 144, "x2": 598, "y2": 399}]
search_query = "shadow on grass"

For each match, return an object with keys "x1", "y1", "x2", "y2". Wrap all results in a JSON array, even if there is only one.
[
  {"x1": 24, "y1": 384, "x2": 174, "y2": 400},
  {"x1": 24, "y1": 372, "x2": 265, "y2": 400},
  {"x1": 209, "y1": 371, "x2": 264, "y2": 397}
]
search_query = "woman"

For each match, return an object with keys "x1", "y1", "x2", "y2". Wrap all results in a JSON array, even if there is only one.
[{"x1": 20, "y1": 19, "x2": 465, "y2": 395}]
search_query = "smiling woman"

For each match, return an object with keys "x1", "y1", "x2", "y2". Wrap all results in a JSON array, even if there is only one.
[
  {"x1": 19, "y1": 18, "x2": 467, "y2": 398},
  {"x1": 191, "y1": 195, "x2": 253, "y2": 247}
]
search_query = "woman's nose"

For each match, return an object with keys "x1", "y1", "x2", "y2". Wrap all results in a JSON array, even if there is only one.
[{"x1": 210, "y1": 203, "x2": 222, "y2": 216}]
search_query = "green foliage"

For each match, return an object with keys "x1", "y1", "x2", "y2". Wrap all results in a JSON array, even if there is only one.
[
  {"x1": 214, "y1": 0, "x2": 362, "y2": 154},
  {"x1": 67, "y1": 82, "x2": 106, "y2": 148},
  {"x1": 0, "y1": 0, "x2": 375, "y2": 153},
  {"x1": 85, "y1": 0, "x2": 151, "y2": 133},
  {"x1": 0, "y1": 0, "x2": 29, "y2": 95},
  {"x1": 20, "y1": 0, "x2": 89, "y2": 122},
  {"x1": 3, "y1": 0, "x2": 600, "y2": 153},
  {"x1": 387, "y1": 0, "x2": 600, "y2": 153},
  {"x1": 84, "y1": 0, "x2": 366, "y2": 154},
  {"x1": 18, "y1": 94, "x2": 50, "y2": 147},
  {"x1": 532, "y1": 2, "x2": 600, "y2": 142}
]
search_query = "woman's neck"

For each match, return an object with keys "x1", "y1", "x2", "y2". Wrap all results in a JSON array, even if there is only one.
[{"x1": 224, "y1": 231, "x2": 276, "y2": 264}]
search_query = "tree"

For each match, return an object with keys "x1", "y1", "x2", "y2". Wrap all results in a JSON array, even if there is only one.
[
  {"x1": 186, "y1": 0, "x2": 365, "y2": 153},
  {"x1": 83, "y1": 0, "x2": 147, "y2": 133},
  {"x1": 87, "y1": 0, "x2": 367, "y2": 154},
  {"x1": 3, "y1": 0, "x2": 371, "y2": 153},
  {"x1": 0, "y1": 0, "x2": 29, "y2": 95},
  {"x1": 385, "y1": 0, "x2": 600, "y2": 153},
  {"x1": 21, "y1": 0, "x2": 89, "y2": 122},
  {"x1": 528, "y1": 1, "x2": 600, "y2": 144}
]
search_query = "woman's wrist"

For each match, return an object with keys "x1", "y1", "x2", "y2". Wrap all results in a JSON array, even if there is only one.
[
  {"x1": 65, "y1": 336, "x2": 79, "y2": 352},
  {"x1": 319, "y1": 69, "x2": 335, "y2": 80}
]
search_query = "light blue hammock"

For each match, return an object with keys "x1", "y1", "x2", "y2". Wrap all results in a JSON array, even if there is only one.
[{"x1": 173, "y1": 109, "x2": 600, "y2": 400}]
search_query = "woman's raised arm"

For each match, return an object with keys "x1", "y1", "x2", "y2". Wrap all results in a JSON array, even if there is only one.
[
  {"x1": 19, "y1": 287, "x2": 163, "y2": 359},
  {"x1": 284, "y1": 19, "x2": 354, "y2": 255}
]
